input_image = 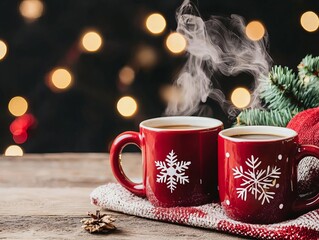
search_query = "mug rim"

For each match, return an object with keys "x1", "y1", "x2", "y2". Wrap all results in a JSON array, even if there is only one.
[
  {"x1": 219, "y1": 125, "x2": 297, "y2": 142},
  {"x1": 140, "y1": 116, "x2": 223, "y2": 132}
]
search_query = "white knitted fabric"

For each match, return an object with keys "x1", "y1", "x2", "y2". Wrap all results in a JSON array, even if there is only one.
[
  {"x1": 90, "y1": 183, "x2": 319, "y2": 240},
  {"x1": 298, "y1": 157, "x2": 319, "y2": 195}
]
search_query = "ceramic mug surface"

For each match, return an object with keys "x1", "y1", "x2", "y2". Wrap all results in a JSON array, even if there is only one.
[
  {"x1": 110, "y1": 116, "x2": 223, "y2": 207},
  {"x1": 218, "y1": 126, "x2": 319, "y2": 223}
]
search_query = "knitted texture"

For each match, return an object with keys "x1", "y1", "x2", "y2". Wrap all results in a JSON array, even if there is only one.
[
  {"x1": 287, "y1": 107, "x2": 319, "y2": 146},
  {"x1": 90, "y1": 183, "x2": 319, "y2": 240},
  {"x1": 297, "y1": 157, "x2": 319, "y2": 195},
  {"x1": 287, "y1": 107, "x2": 319, "y2": 195}
]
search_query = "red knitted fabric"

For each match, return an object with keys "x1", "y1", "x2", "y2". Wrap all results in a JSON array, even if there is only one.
[{"x1": 287, "y1": 107, "x2": 319, "y2": 146}]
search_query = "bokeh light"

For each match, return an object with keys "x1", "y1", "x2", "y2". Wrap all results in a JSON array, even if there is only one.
[
  {"x1": 300, "y1": 11, "x2": 319, "y2": 32},
  {"x1": 117, "y1": 96, "x2": 138, "y2": 117},
  {"x1": 245, "y1": 21, "x2": 265, "y2": 41},
  {"x1": 50, "y1": 68, "x2": 73, "y2": 91},
  {"x1": 119, "y1": 66, "x2": 135, "y2": 85},
  {"x1": 159, "y1": 84, "x2": 180, "y2": 103},
  {"x1": 10, "y1": 114, "x2": 36, "y2": 135},
  {"x1": 8, "y1": 96, "x2": 28, "y2": 117},
  {"x1": 19, "y1": 0, "x2": 44, "y2": 21},
  {"x1": 165, "y1": 32, "x2": 187, "y2": 54},
  {"x1": 0, "y1": 40, "x2": 8, "y2": 61},
  {"x1": 81, "y1": 31, "x2": 103, "y2": 52},
  {"x1": 4, "y1": 145, "x2": 24, "y2": 157},
  {"x1": 145, "y1": 13, "x2": 166, "y2": 35},
  {"x1": 10, "y1": 114, "x2": 36, "y2": 144},
  {"x1": 13, "y1": 131, "x2": 28, "y2": 144},
  {"x1": 135, "y1": 45, "x2": 158, "y2": 69},
  {"x1": 231, "y1": 87, "x2": 251, "y2": 108}
]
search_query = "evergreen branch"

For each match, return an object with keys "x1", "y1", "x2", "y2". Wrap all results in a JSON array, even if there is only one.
[
  {"x1": 234, "y1": 55, "x2": 319, "y2": 128},
  {"x1": 301, "y1": 79, "x2": 319, "y2": 109},
  {"x1": 296, "y1": 55, "x2": 319, "y2": 109},
  {"x1": 259, "y1": 66, "x2": 305, "y2": 113},
  {"x1": 236, "y1": 108, "x2": 294, "y2": 127},
  {"x1": 298, "y1": 55, "x2": 319, "y2": 81}
]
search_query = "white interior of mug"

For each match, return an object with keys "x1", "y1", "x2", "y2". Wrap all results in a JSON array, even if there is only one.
[
  {"x1": 219, "y1": 126, "x2": 297, "y2": 142},
  {"x1": 140, "y1": 116, "x2": 223, "y2": 131}
]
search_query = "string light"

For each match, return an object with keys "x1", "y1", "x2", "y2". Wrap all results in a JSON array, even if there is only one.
[
  {"x1": 19, "y1": 0, "x2": 44, "y2": 21},
  {"x1": 49, "y1": 68, "x2": 73, "y2": 91},
  {"x1": 119, "y1": 66, "x2": 135, "y2": 85},
  {"x1": 117, "y1": 96, "x2": 137, "y2": 117},
  {"x1": 165, "y1": 32, "x2": 187, "y2": 54},
  {"x1": 231, "y1": 87, "x2": 251, "y2": 108},
  {"x1": 0, "y1": 40, "x2": 8, "y2": 61},
  {"x1": 300, "y1": 11, "x2": 319, "y2": 32},
  {"x1": 81, "y1": 31, "x2": 103, "y2": 52},
  {"x1": 4, "y1": 145, "x2": 24, "y2": 157},
  {"x1": 8, "y1": 96, "x2": 28, "y2": 117},
  {"x1": 245, "y1": 21, "x2": 265, "y2": 41},
  {"x1": 145, "y1": 13, "x2": 166, "y2": 35}
]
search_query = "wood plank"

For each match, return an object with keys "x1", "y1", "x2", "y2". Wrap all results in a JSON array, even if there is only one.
[
  {"x1": 0, "y1": 188, "x2": 96, "y2": 216},
  {"x1": 0, "y1": 154, "x2": 244, "y2": 239},
  {"x1": 0, "y1": 188, "x2": 244, "y2": 240},
  {"x1": 0, "y1": 215, "x2": 244, "y2": 240},
  {"x1": 0, "y1": 153, "x2": 142, "y2": 187}
]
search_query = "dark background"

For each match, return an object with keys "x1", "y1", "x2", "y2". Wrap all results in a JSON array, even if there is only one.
[{"x1": 0, "y1": 0, "x2": 318, "y2": 153}]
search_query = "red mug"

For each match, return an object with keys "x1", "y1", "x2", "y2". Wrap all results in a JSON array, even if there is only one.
[
  {"x1": 218, "y1": 126, "x2": 319, "y2": 223},
  {"x1": 110, "y1": 116, "x2": 223, "y2": 207}
]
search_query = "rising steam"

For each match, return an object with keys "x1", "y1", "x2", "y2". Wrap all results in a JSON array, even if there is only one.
[{"x1": 165, "y1": 0, "x2": 273, "y2": 116}]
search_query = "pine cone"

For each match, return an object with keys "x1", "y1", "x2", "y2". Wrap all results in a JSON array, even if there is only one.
[{"x1": 81, "y1": 210, "x2": 116, "y2": 234}]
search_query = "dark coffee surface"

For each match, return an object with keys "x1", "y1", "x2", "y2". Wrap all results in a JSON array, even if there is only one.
[
  {"x1": 230, "y1": 134, "x2": 285, "y2": 140},
  {"x1": 154, "y1": 125, "x2": 208, "y2": 129}
]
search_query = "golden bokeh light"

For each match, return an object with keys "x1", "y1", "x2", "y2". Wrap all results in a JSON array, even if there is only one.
[
  {"x1": 245, "y1": 21, "x2": 265, "y2": 41},
  {"x1": 0, "y1": 40, "x2": 8, "y2": 61},
  {"x1": 160, "y1": 84, "x2": 180, "y2": 103},
  {"x1": 81, "y1": 31, "x2": 103, "y2": 52},
  {"x1": 117, "y1": 96, "x2": 138, "y2": 117},
  {"x1": 4, "y1": 145, "x2": 24, "y2": 157},
  {"x1": 231, "y1": 87, "x2": 251, "y2": 108},
  {"x1": 145, "y1": 13, "x2": 166, "y2": 35},
  {"x1": 8, "y1": 96, "x2": 28, "y2": 117},
  {"x1": 165, "y1": 32, "x2": 187, "y2": 54},
  {"x1": 119, "y1": 66, "x2": 135, "y2": 85},
  {"x1": 300, "y1": 11, "x2": 319, "y2": 32},
  {"x1": 51, "y1": 68, "x2": 73, "y2": 90},
  {"x1": 135, "y1": 45, "x2": 158, "y2": 68},
  {"x1": 19, "y1": 0, "x2": 44, "y2": 21}
]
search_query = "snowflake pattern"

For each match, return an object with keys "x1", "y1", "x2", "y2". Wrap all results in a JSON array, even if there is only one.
[
  {"x1": 155, "y1": 150, "x2": 191, "y2": 193},
  {"x1": 232, "y1": 155, "x2": 281, "y2": 205}
]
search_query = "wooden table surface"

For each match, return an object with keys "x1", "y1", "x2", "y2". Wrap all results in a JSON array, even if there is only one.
[{"x1": 0, "y1": 153, "x2": 244, "y2": 239}]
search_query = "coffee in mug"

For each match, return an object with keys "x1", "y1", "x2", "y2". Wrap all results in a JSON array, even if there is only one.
[
  {"x1": 230, "y1": 134, "x2": 285, "y2": 140},
  {"x1": 154, "y1": 125, "x2": 209, "y2": 129},
  {"x1": 110, "y1": 116, "x2": 223, "y2": 207},
  {"x1": 218, "y1": 126, "x2": 319, "y2": 223}
]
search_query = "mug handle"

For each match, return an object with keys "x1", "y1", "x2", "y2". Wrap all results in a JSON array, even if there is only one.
[
  {"x1": 292, "y1": 144, "x2": 319, "y2": 213},
  {"x1": 109, "y1": 131, "x2": 146, "y2": 197}
]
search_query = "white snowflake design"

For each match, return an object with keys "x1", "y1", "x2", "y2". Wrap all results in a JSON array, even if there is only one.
[
  {"x1": 232, "y1": 155, "x2": 281, "y2": 205},
  {"x1": 155, "y1": 150, "x2": 191, "y2": 193}
]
